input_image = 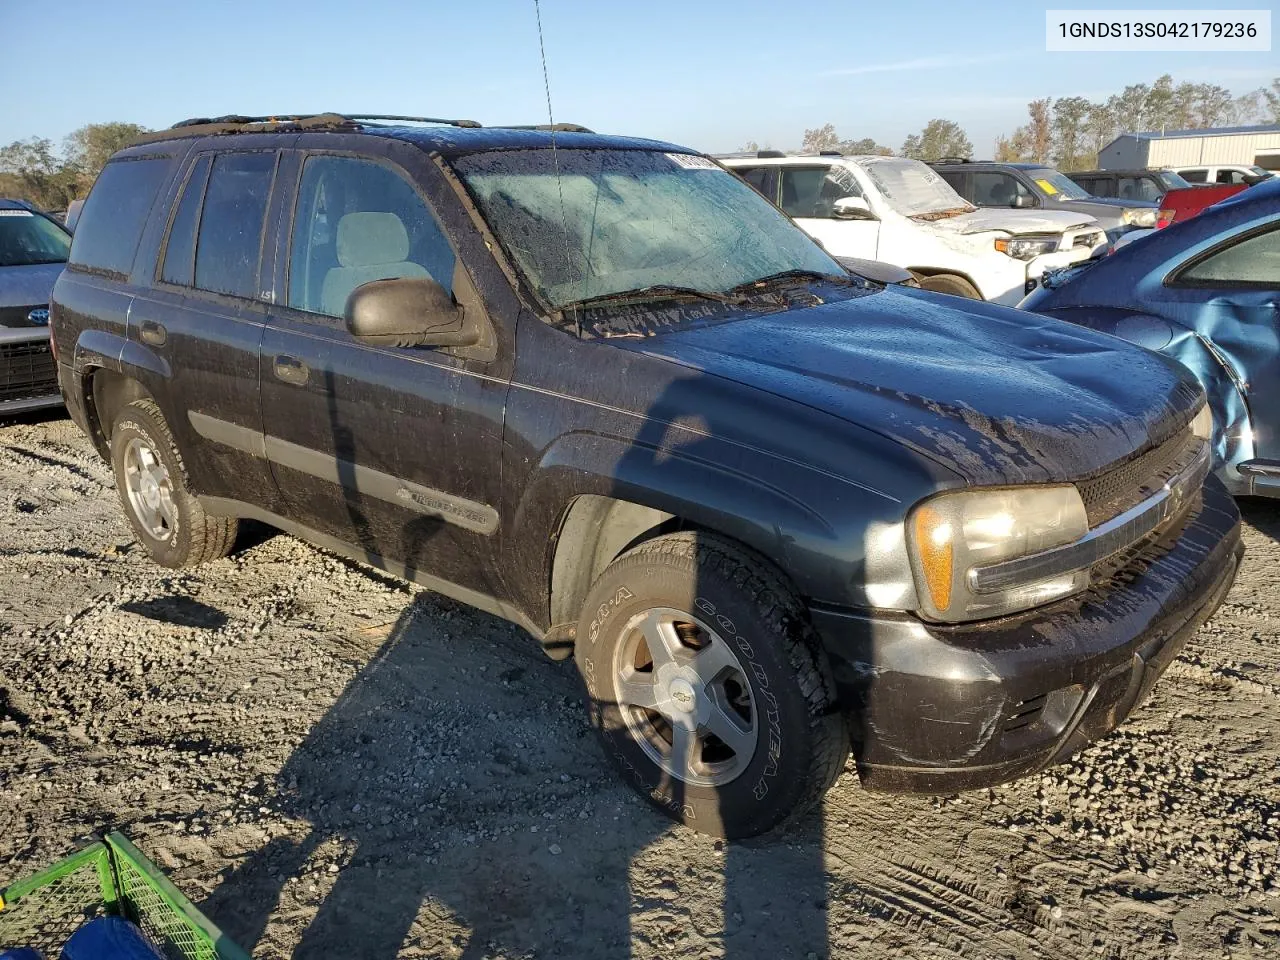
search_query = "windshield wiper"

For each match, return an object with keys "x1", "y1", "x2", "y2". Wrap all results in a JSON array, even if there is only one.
[
  {"x1": 559, "y1": 284, "x2": 743, "y2": 311},
  {"x1": 724, "y1": 269, "x2": 850, "y2": 296}
]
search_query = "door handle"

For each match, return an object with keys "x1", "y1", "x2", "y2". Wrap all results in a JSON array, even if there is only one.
[
  {"x1": 273, "y1": 354, "x2": 310, "y2": 386},
  {"x1": 139, "y1": 320, "x2": 166, "y2": 346}
]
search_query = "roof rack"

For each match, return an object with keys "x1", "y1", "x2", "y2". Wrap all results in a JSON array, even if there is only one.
[
  {"x1": 499, "y1": 123, "x2": 595, "y2": 133},
  {"x1": 819, "y1": 150, "x2": 843, "y2": 157},
  {"x1": 931, "y1": 156, "x2": 972, "y2": 164},
  {"x1": 756, "y1": 149, "x2": 785, "y2": 158},
  {"x1": 134, "y1": 112, "x2": 484, "y2": 144}
]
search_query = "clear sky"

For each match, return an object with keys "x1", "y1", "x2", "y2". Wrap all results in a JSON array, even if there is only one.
[{"x1": 4, "y1": 0, "x2": 1276, "y2": 156}]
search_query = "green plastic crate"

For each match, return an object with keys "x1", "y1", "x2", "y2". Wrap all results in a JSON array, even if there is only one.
[{"x1": 0, "y1": 831, "x2": 248, "y2": 960}]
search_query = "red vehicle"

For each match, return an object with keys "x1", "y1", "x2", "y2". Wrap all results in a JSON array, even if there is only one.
[{"x1": 1157, "y1": 183, "x2": 1248, "y2": 228}]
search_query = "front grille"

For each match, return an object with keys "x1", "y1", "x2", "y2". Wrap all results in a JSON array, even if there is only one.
[
  {"x1": 1075, "y1": 427, "x2": 1200, "y2": 527},
  {"x1": 0, "y1": 338, "x2": 57, "y2": 402},
  {"x1": 0, "y1": 304, "x2": 46, "y2": 328}
]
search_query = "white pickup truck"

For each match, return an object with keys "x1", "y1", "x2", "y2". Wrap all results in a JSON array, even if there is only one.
[{"x1": 720, "y1": 152, "x2": 1107, "y2": 304}]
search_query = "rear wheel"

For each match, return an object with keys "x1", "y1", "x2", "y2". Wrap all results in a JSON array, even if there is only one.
[
  {"x1": 575, "y1": 531, "x2": 848, "y2": 838},
  {"x1": 109, "y1": 399, "x2": 238, "y2": 568},
  {"x1": 918, "y1": 273, "x2": 982, "y2": 299}
]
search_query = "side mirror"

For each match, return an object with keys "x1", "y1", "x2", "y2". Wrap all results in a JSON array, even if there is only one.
[
  {"x1": 344, "y1": 276, "x2": 479, "y2": 348},
  {"x1": 832, "y1": 196, "x2": 877, "y2": 220},
  {"x1": 1012, "y1": 194, "x2": 1035, "y2": 209}
]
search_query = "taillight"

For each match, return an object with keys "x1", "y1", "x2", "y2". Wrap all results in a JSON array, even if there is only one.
[{"x1": 1157, "y1": 209, "x2": 1175, "y2": 229}]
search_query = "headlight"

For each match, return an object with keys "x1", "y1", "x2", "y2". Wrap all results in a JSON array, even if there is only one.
[
  {"x1": 994, "y1": 236, "x2": 1058, "y2": 260},
  {"x1": 1123, "y1": 208, "x2": 1158, "y2": 228},
  {"x1": 907, "y1": 486, "x2": 1089, "y2": 622},
  {"x1": 1191, "y1": 403, "x2": 1213, "y2": 441}
]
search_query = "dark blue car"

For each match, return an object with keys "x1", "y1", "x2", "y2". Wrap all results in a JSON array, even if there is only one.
[{"x1": 1022, "y1": 179, "x2": 1280, "y2": 497}]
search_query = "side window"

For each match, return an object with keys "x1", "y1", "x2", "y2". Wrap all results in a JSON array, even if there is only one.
[
  {"x1": 735, "y1": 167, "x2": 773, "y2": 201},
  {"x1": 938, "y1": 170, "x2": 968, "y2": 197},
  {"x1": 68, "y1": 158, "x2": 174, "y2": 278},
  {"x1": 778, "y1": 167, "x2": 862, "y2": 219},
  {"x1": 159, "y1": 155, "x2": 212, "y2": 286},
  {"x1": 1118, "y1": 176, "x2": 1161, "y2": 202},
  {"x1": 287, "y1": 155, "x2": 456, "y2": 319},
  {"x1": 1220, "y1": 169, "x2": 1249, "y2": 185},
  {"x1": 972, "y1": 172, "x2": 1032, "y2": 207},
  {"x1": 1178, "y1": 226, "x2": 1280, "y2": 287},
  {"x1": 1180, "y1": 168, "x2": 1207, "y2": 183},
  {"x1": 1090, "y1": 178, "x2": 1117, "y2": 197},
  {"x1": 194, "y1": 152, "x2": 276, "y2": 299}
]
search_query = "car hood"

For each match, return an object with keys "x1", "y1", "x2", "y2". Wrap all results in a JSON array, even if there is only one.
[
  {"x1": 0, "y1": 262, "x2": 65, "y2": 309},
  {"x1": 931, "y1": 207, "x2": 1097, "y2": 237},
  {"x1": 618, "y1": 288, "x2": 1201, "y2": 486}
]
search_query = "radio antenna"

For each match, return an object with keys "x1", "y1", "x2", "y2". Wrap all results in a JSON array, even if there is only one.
[{"x1": 533, "y1": 0, "x2": 580, "y2": 336}]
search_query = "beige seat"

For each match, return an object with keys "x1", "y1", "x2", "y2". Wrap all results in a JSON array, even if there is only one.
[{"x1": 320, "y1": 212, "x2": 429, "y2": 317}]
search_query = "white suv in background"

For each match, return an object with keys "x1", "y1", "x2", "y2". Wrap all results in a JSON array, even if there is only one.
[
  {"x1": 1172, "y1": 164, "x2": 1275, "y2": 186},
  {"x1": 720, "y1": 152, "x2": 1106, "y2": 304}
]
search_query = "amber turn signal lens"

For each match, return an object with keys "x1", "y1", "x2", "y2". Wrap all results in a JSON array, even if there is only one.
[{"x1": 912, "y1": 504, "x2": 953, "y2": 614}]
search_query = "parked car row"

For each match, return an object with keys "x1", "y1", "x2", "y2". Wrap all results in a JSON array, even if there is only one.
[{"x1": 34, "y1": 113, "x2": 1259, "y2": 840}]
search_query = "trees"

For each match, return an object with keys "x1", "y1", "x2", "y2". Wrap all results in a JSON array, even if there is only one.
[
  {"x1": 1262, "y1": 78, "x2": 1280, "y2": 123},
  {"x1": 993, "y1": 74, "x2": 1279, "y2": 173},
  {"x1": 900, "y1": 119, "x2": 972, "y2": 162},
  {"x1": 1051, "y1": 96, "x2": 1091, "y2": 170},
  {"x1": 798, "y1": 125, "x2": 892, "y2": 155},
  {"x1": 0, "y1": 138, "x2": 77, "y2": 210},
  {"x1": 0, "y1": 121, "x2": 148, "y2": 209}
]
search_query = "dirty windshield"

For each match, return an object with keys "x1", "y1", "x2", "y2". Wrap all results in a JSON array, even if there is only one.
[
  {"x1": 854, "y1": 157, "x2": 973, "y2": 219},
  {"x1": 0, "y1": 210, "x2": 71, "y2": 267},
  {"x1": 453, "y1": 148, "x2": 842, "y2": 311}
]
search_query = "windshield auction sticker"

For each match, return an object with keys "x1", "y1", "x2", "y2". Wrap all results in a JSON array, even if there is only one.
[
  {"x1": 0, "y1": 210, "x2": 34, "y2": 216},
  {"x1": 665, "y1": 153, "x2": 720, "y2": 170},
  {"x1": 1046, "y1": 9, "x2": 1270, "y2": 50}
]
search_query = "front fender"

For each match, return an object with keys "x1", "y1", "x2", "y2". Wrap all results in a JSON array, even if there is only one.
[{"x1": 507, "y1": 424, "x2": 934, "y2": 627}]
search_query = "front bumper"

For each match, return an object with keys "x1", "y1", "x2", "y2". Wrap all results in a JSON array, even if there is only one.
[
  {"x1": 811, "y1": 475, "x2": 1242, "y2": 793},
  {"x1": 0, "y1": 327, "x2": 61, "y2": 415}
]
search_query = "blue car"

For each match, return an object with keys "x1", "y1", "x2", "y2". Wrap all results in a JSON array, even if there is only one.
[
  {"x1": 1022, "y1": 178, "x2": 1280, "y2": 497},
  {"x1": 0, "y1": 198, "x2": 71, "y2": 414}
]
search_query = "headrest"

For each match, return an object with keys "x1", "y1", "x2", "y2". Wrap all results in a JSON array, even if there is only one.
[{"x1": 336, "y1": 212, "x2": 410, "y2": 268}]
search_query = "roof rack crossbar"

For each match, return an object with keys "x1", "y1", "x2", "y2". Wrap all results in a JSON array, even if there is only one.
[{"x1": 169, "y1": 113, "x2": 482, "y2": 131}]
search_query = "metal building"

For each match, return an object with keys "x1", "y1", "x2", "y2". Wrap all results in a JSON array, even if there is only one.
[{"x1": 1098, "y1": 124, "x2": 1280, "y2": 170}]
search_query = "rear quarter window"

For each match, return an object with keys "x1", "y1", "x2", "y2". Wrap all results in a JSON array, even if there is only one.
[{"x1": 68, "y1": 157, "x2": 174, "y2": 278}]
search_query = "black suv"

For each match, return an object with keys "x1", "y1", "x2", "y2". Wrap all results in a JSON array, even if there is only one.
[
  {"x1": 52, "y1": 114, "x2": 1241, "y2": 838},
  {"x1": 931, "y1": 160, "x2": 1159, "y2": 238}
]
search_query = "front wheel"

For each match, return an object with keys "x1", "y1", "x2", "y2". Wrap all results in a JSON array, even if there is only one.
[
  {"x1": 917, "y1": 273, "x2": 982, "y2": 299},
  {"x1": 575, "y1": 532, "x2": 848, "y2": 838}
]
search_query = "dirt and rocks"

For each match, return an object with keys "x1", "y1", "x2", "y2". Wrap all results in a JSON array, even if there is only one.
[{"x1": 1, "y1": 411, "x2": 1278, "y2": 959}]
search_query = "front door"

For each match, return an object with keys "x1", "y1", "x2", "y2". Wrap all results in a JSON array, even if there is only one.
[
  {"x1": 259, "y1": 145, "x2": 512, "y2": 596},
  {"x1": 780, "y1": 166, "x2": 880, "y2": 259}
]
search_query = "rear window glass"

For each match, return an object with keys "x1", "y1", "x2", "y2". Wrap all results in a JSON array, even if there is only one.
[
  {"x1": 193, "y1": 152, "x2": 276, "y2": 299},
  {"x1": 69, "y1": 158, "x2": 173, "y2": 277}
]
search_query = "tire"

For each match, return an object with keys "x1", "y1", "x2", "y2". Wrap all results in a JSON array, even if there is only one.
[
  {"x1": 575, "y1": 531, "x2": 848, "y2": 838},
  {"x1": 109, "y1": 398, "x2": 238, "y2": 568},
  {"x1": 917, "y1": 273, "x2": 982, "y2": 299}
]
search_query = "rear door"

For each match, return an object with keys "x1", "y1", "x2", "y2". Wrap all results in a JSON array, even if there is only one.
[
  {"x1": 780, "y1": 165, "x2": 879, "y2": 258},
  {"x1": 127, "y1": 146, "x2": 282, "y2": 512},
  {"x1": 259, "y1": 139, "x2": 513, "y2": 594},
  {"x1": 1161, "y1": 221, "x2": 1280, "y2": 458}
]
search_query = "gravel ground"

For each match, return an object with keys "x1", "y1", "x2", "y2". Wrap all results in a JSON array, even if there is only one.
[{"x1": 1, "y1": 411, "x2": 1278, "y2": 959}]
